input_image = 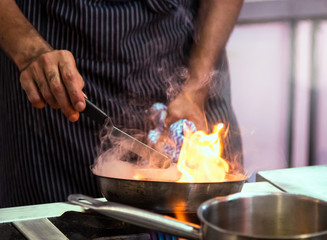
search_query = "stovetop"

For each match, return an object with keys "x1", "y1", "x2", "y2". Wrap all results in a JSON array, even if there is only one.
[
  {"x1": 1, "y1": 210, "x2": 198, "y2": 240},
  {"x1": 0, "y1": 182, "x2": 285, "y2": 240}
]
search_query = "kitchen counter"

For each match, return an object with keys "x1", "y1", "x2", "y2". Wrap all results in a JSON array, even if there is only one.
[
  {"x1": 0, "y1": 182, "x2": 281, "y2": 224},
  {"x1": 1, "y1": 167, "x2": 325, "y2": 239},
  {"x1": 256, "y1": 165, "x2": 327, "y2": 201}
]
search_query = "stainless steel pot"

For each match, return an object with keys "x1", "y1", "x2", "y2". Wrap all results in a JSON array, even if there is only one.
[
  {"x1": 95, "y1": 173, "x2": 246, "y2": 212},
  {"x1": 69, "y1": 192, "x2": 327, "y2": 240}
]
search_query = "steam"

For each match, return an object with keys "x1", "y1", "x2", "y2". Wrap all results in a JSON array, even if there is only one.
[
  {"x1": 92, "y1": 116, "x2": 246, "y2": 182},
  {"x1": 91, "y1": 2, "x2": 244, "y2": 181},
  {"x1": 92, "y1": 60, "x2": 245, "y2": 182},
  {"x1": 92, "y1": 119, "x2": 181, "y2": 181}
]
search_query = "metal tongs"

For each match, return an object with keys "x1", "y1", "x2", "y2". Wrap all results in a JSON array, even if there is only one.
[{"x1": 82, "y1": 98, "x2": 171, "y2": 168}]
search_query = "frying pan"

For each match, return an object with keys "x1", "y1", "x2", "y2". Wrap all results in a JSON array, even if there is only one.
[
  {"x1": 69, "y1": 192, "x2": 327, "y2": 240},
  {"x1": 94, "y1": 172, "x2": 246, "y2": 213},
  {"x1": 84, "y1": 99, "x2": 246, "y2": 212}
]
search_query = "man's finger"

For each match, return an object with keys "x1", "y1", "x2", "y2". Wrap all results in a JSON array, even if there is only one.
[
  {"x1": 28, "y1": 62, "x2": 59, "y2": 109},
  {"x1": 45, "y1": 65, "x2": 79, "y2": 122},
  {"x1": 20, "y1": 71, "x2": 45, "y2": 109},
  {"x1": 58, "y1": 51, "x2": 85, "y2": 112}
]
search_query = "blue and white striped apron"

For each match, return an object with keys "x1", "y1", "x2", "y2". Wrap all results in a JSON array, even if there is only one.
[{"x1": 0, "y1": 0, "x2": 242, "y2": 207}]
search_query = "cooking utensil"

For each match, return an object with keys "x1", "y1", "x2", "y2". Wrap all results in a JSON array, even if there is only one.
[
  {"x1": 94, "y1": 173, "x2": 246, "y2": 213},
  {"x1": 83, "y1": 98, "x2": 171, "y2": 168},
  {"x1": 84, "y1": 98, "x2": 246, "y2": 212},
  {"x1": 69, "y1": 192, "x2": 327, "y2": 240}
]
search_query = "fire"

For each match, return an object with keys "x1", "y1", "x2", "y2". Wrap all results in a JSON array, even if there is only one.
[
  {"x1": 177, "y1": 123, "x2": 229, "y2": 182},
  {"x1": 132, "y1": 122, "x2": 231, "y2": 183}
]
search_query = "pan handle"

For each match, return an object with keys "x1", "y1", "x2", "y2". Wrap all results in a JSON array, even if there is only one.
[
  {"x1": 68, "y1": 194, "x2": 105, "y2": 208},
  {"x1": 68, "y1": 194, "x2": 201, "y2": 240}
]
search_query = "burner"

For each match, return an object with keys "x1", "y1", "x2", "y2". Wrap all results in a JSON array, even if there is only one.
[
  {"x1": 1, "y1": 210, "x2": 197, "y2": 240},
  {"x1": 49, "y1": 210, "x2": 151, "y2": 240},
  {"x1": 92, "y1": 233, "x2": 151, "y2": 240},
  {"x1": 49, "y1": 210, "x2": 192, "y2": 240},
  {"x1": 149, "y1": 231, "x2": 178, "y2": 240}
]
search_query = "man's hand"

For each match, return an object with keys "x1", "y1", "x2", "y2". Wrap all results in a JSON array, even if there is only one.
[
  {"x1": 153, "y1": 82, "x2": 209, "y2": 152},
  {"x1": 20, "y1": 50, "x2": 85, "y2": 122},
  {"x1": 0, "y1": 0, "x2": 85, "y2": 122},
  {"x1": 165, "y1": 89, "x2": 208, "y2": 132}
]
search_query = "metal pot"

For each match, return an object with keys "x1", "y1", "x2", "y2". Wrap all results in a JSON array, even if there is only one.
[
  {"x1": 69, "y1": 192, "x2": 327, "y2": 240},
  {"x1": 95, "y1": 173, "x2": 246, "y2": 212}
]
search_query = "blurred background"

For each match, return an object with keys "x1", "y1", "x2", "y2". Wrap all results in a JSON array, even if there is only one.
[{"x1": 226, "y1": 0, "x2": 327, "y2": 179}]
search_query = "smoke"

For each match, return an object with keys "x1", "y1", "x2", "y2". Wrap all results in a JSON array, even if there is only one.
[
  {"x1": 92, "y1": 157, "x2": 135, "y2": 180},
  {"x1": 92, "y1": 118, "x2": 181, "y2": 181},
  {"x1": 92, "y1": 114, "x2": 246, "y2": 182},
  {"x1": 91, "y1": 2, "x2": 243, "y2": 182},
  {"x1": 92, "y1": 59, "x2": 244, "y2": 182}
]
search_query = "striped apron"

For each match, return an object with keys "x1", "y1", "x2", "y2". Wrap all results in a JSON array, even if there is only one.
[{"x1": 0, "y1": 0, "x2": 242, "y2": 207}]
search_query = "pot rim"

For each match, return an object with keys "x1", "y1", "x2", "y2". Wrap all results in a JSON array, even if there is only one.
[{"x1": 197, "y1": 192, "x2": 327, "y2": 239}]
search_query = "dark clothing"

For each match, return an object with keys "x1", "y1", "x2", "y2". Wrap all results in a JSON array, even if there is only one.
[{"x1": 0, "y1": 0, "x2": 242, "y2": 207}]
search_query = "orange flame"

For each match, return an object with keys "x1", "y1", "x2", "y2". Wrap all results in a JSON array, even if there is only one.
[{"x1": 177, "y1": 123, "x2": 229, "y2": 182}]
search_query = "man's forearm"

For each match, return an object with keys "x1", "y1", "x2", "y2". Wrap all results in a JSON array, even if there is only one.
[
  {"x1": 0, "y1": 0, "x2": 86, "y2": 122},
  {"x1": 164, "y1": 0, "x2": 243, "y2": 131},
  {"x1": 0, "y1": 0, "x2": 51, "y2": 70},
  {"x1": 187, "y1": 0, "x2": 243, "y2": 90}
]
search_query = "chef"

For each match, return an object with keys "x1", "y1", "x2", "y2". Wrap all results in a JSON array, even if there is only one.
[{"x1": 0, "y1": 0, "x2": 243, "y2": 207}]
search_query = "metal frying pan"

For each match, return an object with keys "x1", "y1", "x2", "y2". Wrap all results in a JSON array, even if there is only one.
[
  {"x1": 94, "y1": 173, "x2": 246, "y2": 213},
  {"x1": 84, "y1": 99, "x2": 247, "y2": 212}
]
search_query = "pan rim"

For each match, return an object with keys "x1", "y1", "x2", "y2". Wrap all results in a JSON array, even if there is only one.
[{"x1": 94, "y1": 172, "x2": 248, "y2": 184}]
